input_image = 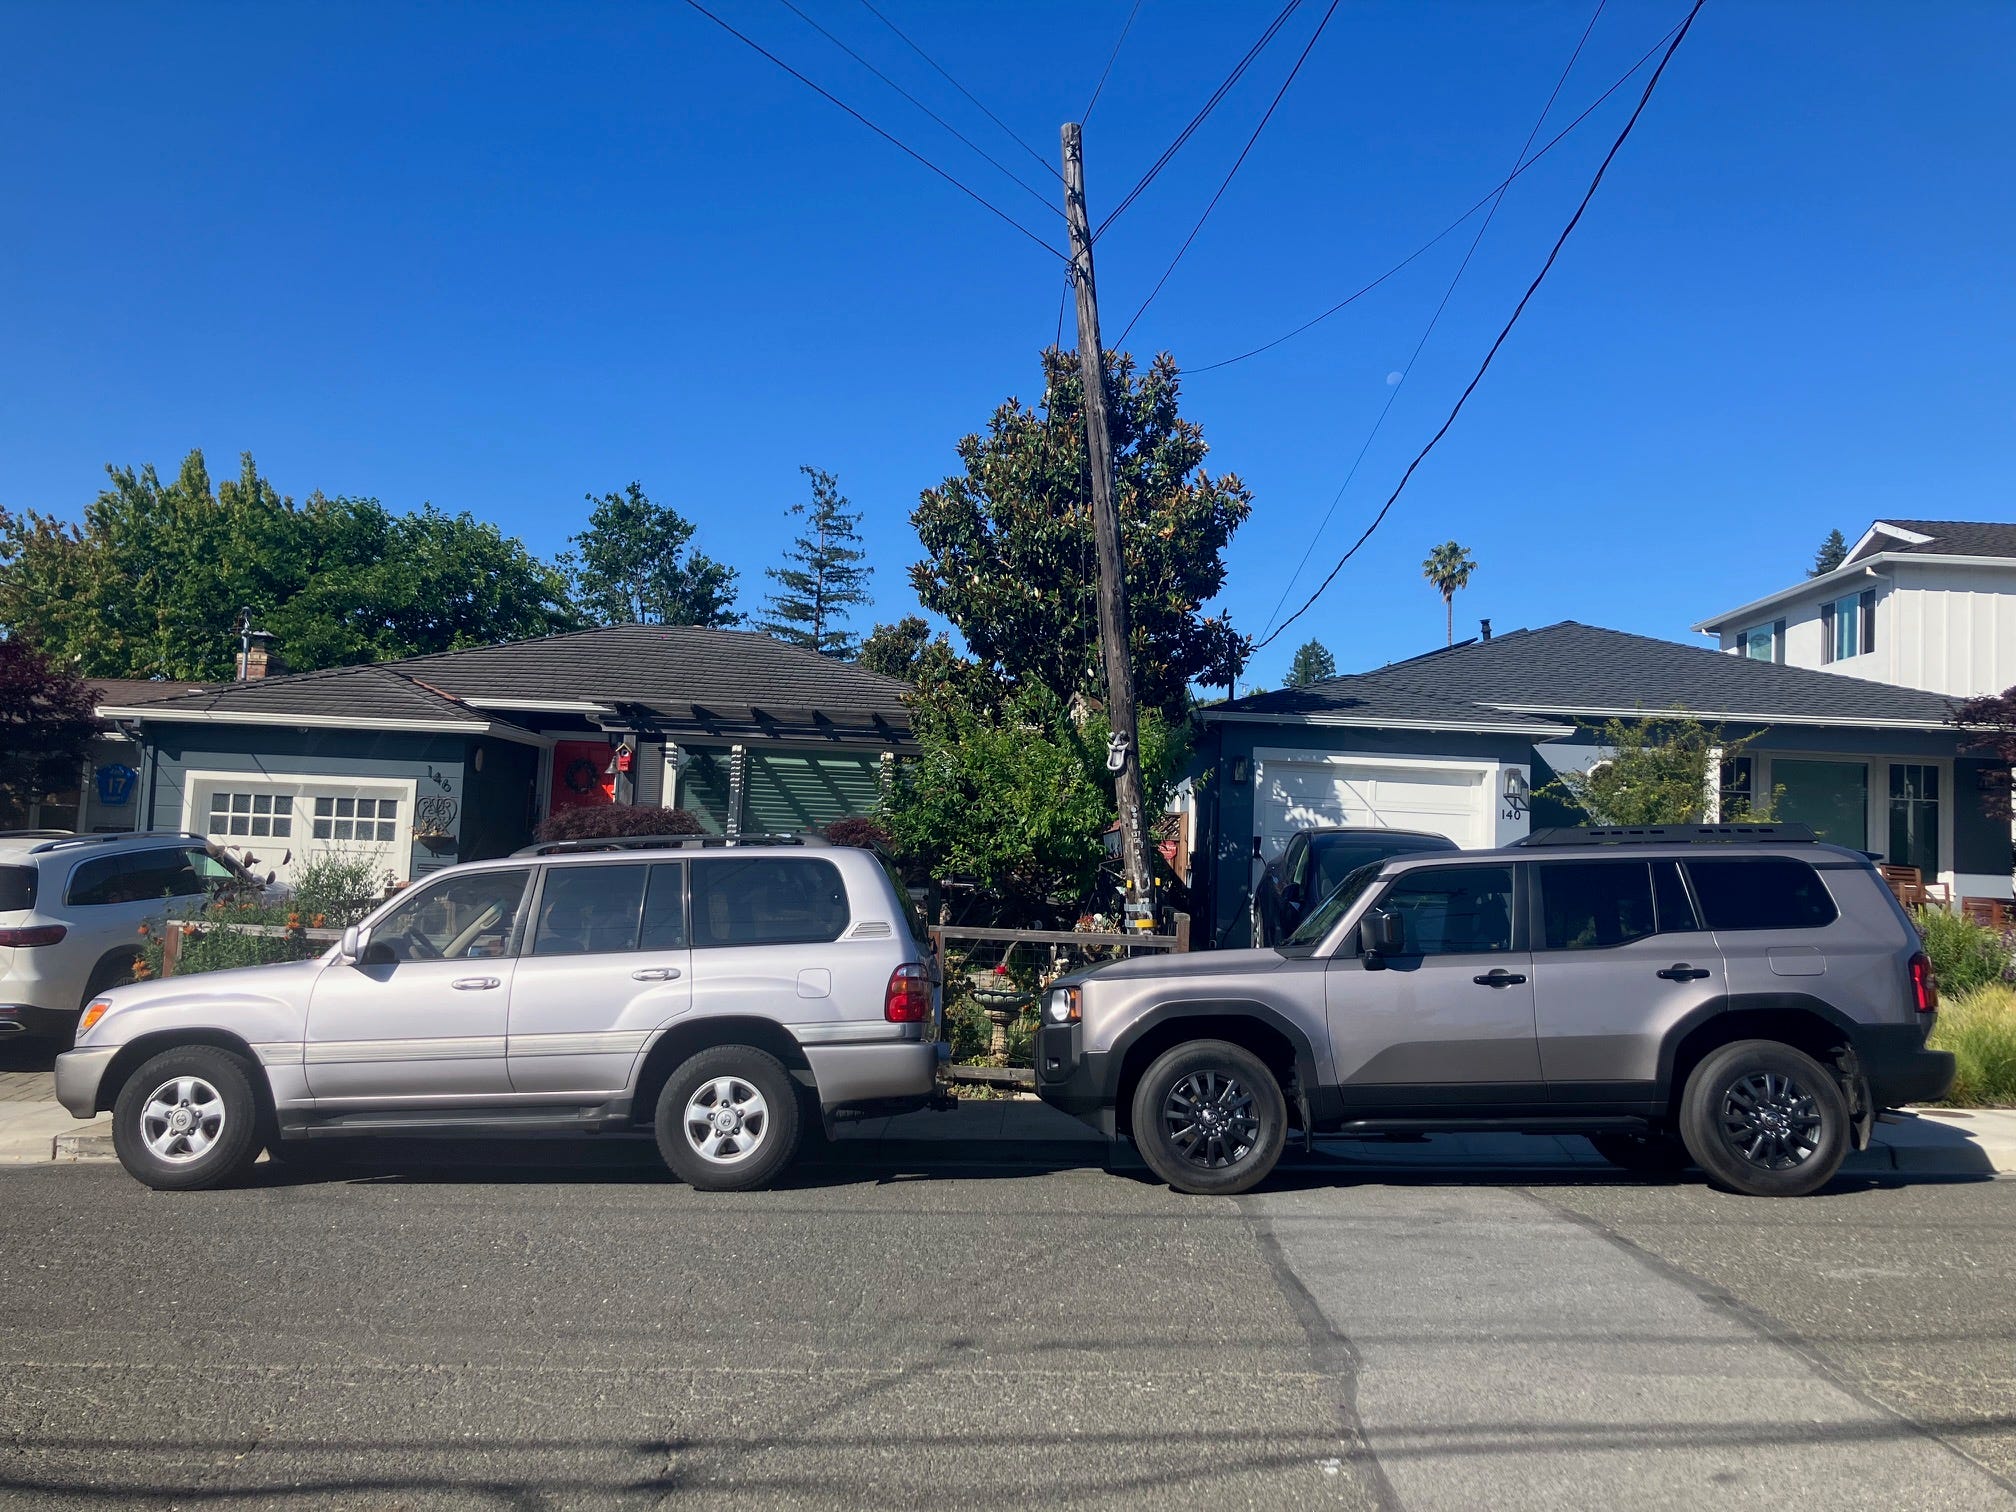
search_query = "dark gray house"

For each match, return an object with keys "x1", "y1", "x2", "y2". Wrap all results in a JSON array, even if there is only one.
[
  {"x1": 1191, "y1": 621, "x2": 2008, "y2": 949},
  {"x1": 98, "y1": 625, "x2": 913, "y2": 889}
]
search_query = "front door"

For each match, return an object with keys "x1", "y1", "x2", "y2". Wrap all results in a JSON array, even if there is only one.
[
  {"x1": 508, "y1": 860, "x2": 693, "y2": 1095},
  {"x1": 1323, "y1": 862, "x2": 1542, "y2": 1105},
  {"x1": 1529, "y1": 857, "x2": 1725, "y2": 1094},
  {"x1": 304, "y1": 867, "x2": 532, "y2": 1101}
]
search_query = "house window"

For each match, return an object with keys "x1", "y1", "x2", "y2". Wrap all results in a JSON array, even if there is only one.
[
  {"x1": 311, "y1": 795, "x2": 399, "y2": 843},
  {"x1": 206, "y1": 791, "x2": 293, "y2": 839},
  {"x1": 1718, "y1": 757, "x2": 1756, "y2": 819},
  {"x1": 1888, "y1": 764, "x2": 1940, "y2": 878},
  {"x1": 1739, "y1": 626, "x2": 1774, "y2": 661},
  {"x1": 1821, "y1": 590, "x2": 1877, "y2": 665}
]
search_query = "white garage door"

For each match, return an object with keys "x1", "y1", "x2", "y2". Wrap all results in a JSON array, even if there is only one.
[
  {"x1": 1255, "y1": 757, "x2": 1488, "y2": 862},
  {"x1": 182, "y1": 771, "x2": 415, "y2": 887}
]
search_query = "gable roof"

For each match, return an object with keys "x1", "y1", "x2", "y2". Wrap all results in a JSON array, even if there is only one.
[
  {"x1": 1848, "y1": 519, "x2": 2016, "y2": 563},
  {"x1": 97, "y1": 624, "x2": 912, "y2": 745},
  {"x1": 1209, "y1": 622, "x2": 1962, "y2": 734},
  {"x1": 89, "y1": 678, "x2": 219, "y2": 708}
]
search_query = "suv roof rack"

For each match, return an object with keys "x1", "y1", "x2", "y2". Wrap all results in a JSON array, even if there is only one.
[
  {"x1": 0, "y1": 829, "x2": 76, "y2": 840},
  {"x1": 25, "y1": 830, "x2": 210, "y2": 855},
  {"x1": 510, "y1": 832, "x2": 828, "y2": 858},
  {"x1": 1517, "y1": 823, "x2": 1818, "y2": 848}
]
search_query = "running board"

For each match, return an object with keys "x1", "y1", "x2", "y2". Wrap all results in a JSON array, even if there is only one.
[
  {"x1": 282, "y1": 1101, "x2": 632, "y2": 1138},
  {"x1": 1329, "y1": 1115, "x2": 1651, "y2": 1138}
]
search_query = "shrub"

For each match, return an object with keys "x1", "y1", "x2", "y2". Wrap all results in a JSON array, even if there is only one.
[
  {"x1": 1929, "y1": 986, "x2": 2016, "y2": 1107},
  {"x1": 286, "y1": 853, "x2": 388, "y2": 927},
  {"x1": 532, "y1": 804, "x2": 704, "y2": 843},
  {"x1": 1914, "y1": 906, "x2": 2015, "y2": 999},
  {"x1": 823, "y1": 816, "x2": 891, "y2": 850}
]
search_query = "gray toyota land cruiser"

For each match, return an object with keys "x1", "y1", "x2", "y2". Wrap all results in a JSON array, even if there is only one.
[{"x1": 1035, "y1": 825, "x2": 1954, "y2": 1198}]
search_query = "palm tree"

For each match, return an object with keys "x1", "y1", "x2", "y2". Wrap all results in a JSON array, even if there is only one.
[{"x1": 1422, "y1": 541, "x2": 1476, "y2": 647}]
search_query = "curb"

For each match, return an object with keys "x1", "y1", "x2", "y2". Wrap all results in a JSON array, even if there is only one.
[{"x1": 52, "y1": 1125, "x2": 115, "y2": 1163}]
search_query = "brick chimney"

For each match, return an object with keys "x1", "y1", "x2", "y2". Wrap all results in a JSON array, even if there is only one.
[{"x1": 236, "y1": 632, "x2": 279, "y2": 680}]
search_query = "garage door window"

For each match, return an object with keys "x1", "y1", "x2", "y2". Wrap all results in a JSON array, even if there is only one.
[
  {"x1": 312, "y1": 796, "x2": 399, "y2": 842},
  {"x1": 208, "y1": 791, "x2": 293, "y2": 839}
]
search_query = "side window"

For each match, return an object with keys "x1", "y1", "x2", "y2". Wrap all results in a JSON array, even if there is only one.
[
  {"x1": 368, "y1": 869, "x2": 530, "y2": 963},
  {"x1": 66, "y1": 849, "x2": 205, "y2": 907},
  {"x1": 691, "y1": 857, "x2": 850, "y2": 948},
  {"x1": 1686, "y1": 858, "x2": 1839, "y2": 931},
  {"x1": 1651, "y1": 861, "x2": 1700, "y2": 933},
  {"x1": 531, "y1": 864, "x2": 649, "y2": 957},
  {"x1": 1539, "y1": 862, "x2": 1656, "y2": 951},
  {"x1": 66, "y1": 854, "x2": 125, "y2": 907},
  {"x1": 1285, "y1": 838, "x2": 1309, "y2": 888},
  {"x1": 639, "y1": 863, "x2": 688, "y2": 951},
  {"x1": 1375, "y1": 865, "x2": 1515, "y2": 956}
]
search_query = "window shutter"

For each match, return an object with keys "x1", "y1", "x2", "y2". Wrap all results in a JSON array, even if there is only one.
[
  {"x1": 1819, "y1": 602, "x2": 1836, "y2": 664},
  {"x1": 1860, "y1": 589, "x2": 1877, "y2": 655},
  {"x1": 1773, "y1": 619, "x2": 1787, "y2": 664}
]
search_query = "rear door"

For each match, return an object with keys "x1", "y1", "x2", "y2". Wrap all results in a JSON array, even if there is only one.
[
  {"x1": 61, "y1": 845, "x2": 212, "y2": 1005},
  {"x1": 1530, "y1": 858, "x2": 1725, "y2": 1095},
  {"x1": 1323, "y1": 861, "x2": 1542, "y2": 1104},
  {"x1": 507, "y1": 861, "x2": 692, "y2": 1095},
  {"x1": 1688, "y1": 855, "x2": 1861, "y2": 1008},
  {"x1": 687, "y1": 855, "x2": 853, "y2": 1025}
]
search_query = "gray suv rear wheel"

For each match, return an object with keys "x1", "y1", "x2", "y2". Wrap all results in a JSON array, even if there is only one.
[
  {"x1": 1131, "y1": 1040, "x2": 1287, "y2": 1197},
  {"x1": 1679, "y1": 1040, "x2": 1850, "y2": 1197}
]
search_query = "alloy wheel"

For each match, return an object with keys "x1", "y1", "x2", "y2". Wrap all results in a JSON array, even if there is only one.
[
  {"x1": 1717, "y1": 1070, "x2": 1822, "y2": 1171},
  {"x1": 139, "y1": 1076, "x2": 227, "y2": 1164},
  {"x1": 1161, "y1": 1069, "x2": 1259, "y2": 1169},
  {"x1": 683, "y1": 1077, "x2": 770, "y2": 1166}
]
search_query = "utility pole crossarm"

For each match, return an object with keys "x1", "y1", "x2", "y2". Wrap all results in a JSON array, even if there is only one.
[{"x1": 1062, "y1": 121, "x2": 1157, "y2": 931}]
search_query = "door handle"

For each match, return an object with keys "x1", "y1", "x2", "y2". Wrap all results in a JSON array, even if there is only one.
[
  {"x1": 1657, "y1": 965, "x2": 1711, "y2": 982},
  {"x1": 1473, "y1": 969, "x2": 1528, "y2": 987},
  {"x1": 452, "y1": 976, "x2": 501, "y2": 991},
  {"x1": 631, "y1": 967, "x2": 682, "y2": 982}
]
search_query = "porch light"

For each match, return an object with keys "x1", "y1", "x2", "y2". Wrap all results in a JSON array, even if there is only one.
[{"x1": 1504, "y1": 769, "x2": 1530, "y2": 803}]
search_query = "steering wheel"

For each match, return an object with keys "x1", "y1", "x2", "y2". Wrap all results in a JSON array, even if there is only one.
[{"x1": 391, "y1": 931, "x2": 440, "y2": 961}]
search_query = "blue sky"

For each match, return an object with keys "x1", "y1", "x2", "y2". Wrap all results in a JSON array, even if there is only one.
[{"x1": 3, "y1": 1, "x2": 2011, "y2": 688}]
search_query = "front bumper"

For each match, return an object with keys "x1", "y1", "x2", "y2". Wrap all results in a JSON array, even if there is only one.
[
  {"x1": 1032, "y1": 1023, "x2": 1118, "y2": 1133},
  {"x1": 53, "y1": 1046, "x2": 119, "y2": 1119}
]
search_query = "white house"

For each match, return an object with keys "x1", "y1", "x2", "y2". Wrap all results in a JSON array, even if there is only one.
[{"x1": 1695, "y1": 519, "x2": 2016, "y2": 700}]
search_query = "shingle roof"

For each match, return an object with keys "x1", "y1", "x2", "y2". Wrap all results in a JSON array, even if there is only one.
[
  {"x1": 89, "y1": 678, "x2": 219, "y2": 706},
  {"x1": 98, "y1": 625, "x2": 912, "y2": 744},
  {"x1": 1213, "y1": 622, "x2": 1963, "y2": 732},
  {"x1": 1860, "y1": 520, "x2": 2016, "y2": 561}
]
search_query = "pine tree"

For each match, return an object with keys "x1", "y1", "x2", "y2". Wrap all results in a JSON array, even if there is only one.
[
  {"x1": 760, "y1": 468, "x2": 872, "y2": 658},
  {"x1": 1285, "y1": 639, "x2": 1337, "y2": 686},
  {"x1": 1810, "y1": 528, "x2": 1848, "y2": 576}
]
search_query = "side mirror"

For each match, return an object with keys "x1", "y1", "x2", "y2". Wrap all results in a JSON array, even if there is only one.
[
  {"x1": 339, "y1": 925, "x2": 364, "y2": 964},
  {"x1": 1358, "y1": 909, "x2": 1403, "y2": 962}
]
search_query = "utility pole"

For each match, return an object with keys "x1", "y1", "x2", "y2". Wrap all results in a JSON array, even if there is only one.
[{"x1": 1062, "y1": 121, "x2": 1156, "y2": 932}]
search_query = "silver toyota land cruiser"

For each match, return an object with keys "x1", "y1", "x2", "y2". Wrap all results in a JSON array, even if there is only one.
[
  {"x1": 1036, "y1": 825, "x2": 1955, "y2": 1199},
  {"x1": 56, "y1": 835, "x2": 946, "y2": 1192}
]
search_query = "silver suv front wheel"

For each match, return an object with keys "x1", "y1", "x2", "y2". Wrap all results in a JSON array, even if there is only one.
[{"x1": 111, "y1": 1046, "x2": 263, "y2": 1191}]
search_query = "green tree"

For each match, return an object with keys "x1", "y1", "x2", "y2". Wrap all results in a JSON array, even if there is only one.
[
  {"x1": 0, "y1": 450, "x2": 574, "y2": 678},
  {"x1": 0, "y1": 639, "x2": 99, "y2": 820},
  {"x1": 563, "y1": 482, "x2": 740, "y2": 628},
  {"x1": 910, "y1": 348, "x2": 1251, "y2": 721},
  {"x1": 1810, "y1": 528, "x2": 1849, "y2": 577},
  {"x1": 1422, "y1": 541, "x2": 1476, "y2": 648},
  {"x1": 759, "y1": 468, "x2": 872, "y2": 657},
  {"x1": 1285, "y1": 639, "x2": 1336, "y2": 687},
  {"x1": 1545, "y1": 712, "x2": 1772, "y2": 825}
]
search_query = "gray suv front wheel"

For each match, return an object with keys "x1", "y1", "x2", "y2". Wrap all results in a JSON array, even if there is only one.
[{"x1": 1131, "y1": 1040, "x2": 1288, "y2": 1197}]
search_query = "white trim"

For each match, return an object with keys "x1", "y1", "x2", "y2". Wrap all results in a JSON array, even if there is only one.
[
  {"x1": 1479, "y1": 703, "x2": 1957, "y2": 732},
  {"x1": 462, "y1": 697, "x2": 617, "y2": 714},
  {"x1": 180, "y1": 769, "x2": 418, "y2": 885},
  {"x1": 1692, "y1": 551, "x2": 2011, "y2": 633},
  {"x1": 1202, "y1": 710, "x2": 1564, "y2": 736},
  {"x1": 98, "y1": 706, "x2": 554, "y2": 747},
  {"x1": 1850, "y1": 521, "x2": 1934, "y2": 558}
]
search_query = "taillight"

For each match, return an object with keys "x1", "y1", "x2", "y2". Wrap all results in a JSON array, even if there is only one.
[
  {"x1": 0, "y1": 925, "x2": 65, "y2": 947},
  {"x1": 885, "y1": 962, "x2": 932, "y2": 1023},
  {"x1": 1909, "y1": 951, "x2": 1938, "y2": 1013}
]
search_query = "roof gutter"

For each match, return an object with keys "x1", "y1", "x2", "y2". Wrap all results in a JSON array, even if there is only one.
[
  {"x1": 94, "y1": 706, "x2": 555, "y2": 747},
  {"x1": 1199, "y1": 710, "x2": 1568, "y2": 736},
  {"x1": 1692, "y1": 552, "x2": 2006, "y2": 633},
  {"x1": 1480, "y1": 702, "x2": 1958, "y2": 733}
]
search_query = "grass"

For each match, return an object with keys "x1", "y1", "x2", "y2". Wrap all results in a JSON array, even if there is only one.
[{"x1": 1929, "y1": 985, "x2": 2016, "y2": 1107}]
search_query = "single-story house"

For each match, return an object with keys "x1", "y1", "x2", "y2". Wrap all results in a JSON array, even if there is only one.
[
  {"x1": 1191, "y1": 621, "x2": 2010, "y2": 949},
  {"x1": 98, "y1": 624, "x2": 914, "y2": 887}
]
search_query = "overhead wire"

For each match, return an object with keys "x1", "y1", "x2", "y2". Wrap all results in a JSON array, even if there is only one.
[
  {"x1": 1115, "y1": 0, "x2": 1341, "y2": 347},
  {"x1": 775, "y1": 0, "x2": 1061, "y2": 219},
  {"x1": 679, "y1": 0, "x2": 1067, "y2": 262},
  {"x1": 1254, "y1": 0, "x2": 1706, "y2": 652},
  {"x1": 854, "y1": 0, "x2": 1060, "y2": 182},
  {"x1": 1190, "y1": 13, "x2": 1686, "y2": 373},
  {"x1": 1094, "y1": 0, "x2": 1303, "y2": 242},
  {"x1": 1082, "y1": 0, "x2": 1146, "y2": 126},
  {"x1": 1257, "y1": 0, "x2": 1607, "y2": 637}
]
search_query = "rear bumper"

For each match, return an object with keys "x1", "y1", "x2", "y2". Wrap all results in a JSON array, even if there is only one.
[
  {"x1": 54, "y1": 1046, "x2": 118, "y2": 1119},
  {"x1": 805, "y1": 1041, "x2": 938, "y2": 1111},
  {"x1": 0, "y1": 1003, "x2": 78, "y2": 1040},
  {"x1": 1858, "y1": 1023, "x2": 1955, "y2": 1108}
]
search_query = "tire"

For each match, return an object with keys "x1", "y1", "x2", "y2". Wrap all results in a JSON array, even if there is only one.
[
  {"x1": 111, "y1": 1046, "x2": 263, "y2": 1192},
  {"x1": 1587, "y1": 1131, "x2": 1693, "y2": 1175},
  {"x1": 1678, "y1": 1040, "x2": 1850, "y2": 1198},
  {"x1": 655, "y1": 1045, "x2": 802, "y2": 1192},
  {"x1": 80, "y1": 953, "x2": 140, "y2": 1010},
  {"x1": 1130, "y1": 1039, "x2": 1288, "y2": 1197}
]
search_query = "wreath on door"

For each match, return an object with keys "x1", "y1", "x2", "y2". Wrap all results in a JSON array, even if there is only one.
[{"x1": 563, "y1": 756, "x2": 603, "y2": 795}]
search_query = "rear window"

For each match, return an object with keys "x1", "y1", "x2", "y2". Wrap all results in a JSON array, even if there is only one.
[
  {"x1": 692, "y1": 857, "x2": 850, "y2": 948},
  {"x1": 1686, "y1": 858, "x2": 1839, "y2": 931},
  {"x1": 67, "y1": 848, "x2": 208, "y2": 907},
  {"x1": 0, "y1": 866, "x2": 35, "y2": 912}
]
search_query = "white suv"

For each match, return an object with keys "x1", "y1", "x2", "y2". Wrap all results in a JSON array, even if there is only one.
[
  {"x1": 0, "y1": 831, "x2": 261, "y2": 1043},
  {"x1": 56, "y1": 835, "x2": 948, "y2": 1192}
]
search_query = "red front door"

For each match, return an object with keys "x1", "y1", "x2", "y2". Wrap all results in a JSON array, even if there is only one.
[{"x1": 550, "y1": 740, "x2": 616, "y2": 813}]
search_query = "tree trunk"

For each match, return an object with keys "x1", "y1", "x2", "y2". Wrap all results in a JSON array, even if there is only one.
[{"x1": 1445, "y1": 592, "x2": 1453, "y2": 646}]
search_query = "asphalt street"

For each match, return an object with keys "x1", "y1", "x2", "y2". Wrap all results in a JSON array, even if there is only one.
[{"x1": 1, "y1": 1142, "x2": 2011, "y2": 1510}]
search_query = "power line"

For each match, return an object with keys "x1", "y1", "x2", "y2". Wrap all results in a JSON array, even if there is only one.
[
  {"x1": 1191, "y1": 13, "x2": 1686, "y2": 374},
  {"x1": 679, "y1": 0, "x2": 1067, "y2": 263},
  {"x1": 1095, "y1": 0, "x2": 1302, "y2": 243},
  {"x1": 1255, "y1": 0, "x2": 1705, "y2": 652},
  {"x1": 1258, "y1": 0, "x2": 1607, "y2": 637},
  {"x1": 1082, "y1": 0, "x2": 1146, "y2": 126},
  {"x1": 1115, "y1": 0, "x2": 1341, "y2": 348},
  {"x1": 774, "y1": 0, "x2": 1059, "y2": 219},
  {"x1": 853, "y1": 0, "x2": 1059, "y2": 182}
]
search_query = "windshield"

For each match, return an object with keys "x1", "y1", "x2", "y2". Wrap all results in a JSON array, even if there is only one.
[
  {"x1": 1280, "y1": 861, "x2": 1384, "y2": 953},
  {"x1": 1311, "y1": 836, "x2": 1446, "y2": 897}
]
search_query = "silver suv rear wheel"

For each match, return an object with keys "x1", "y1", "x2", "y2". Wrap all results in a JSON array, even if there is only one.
[{"x1": 655, "y1": 1045, "x2": 801, "y2": 1192}]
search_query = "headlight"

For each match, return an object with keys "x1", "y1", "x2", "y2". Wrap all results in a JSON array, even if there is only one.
[
  {"x1": 1044, "y1": 987, "x2": 1081, "y2": 1025},
  {"x1": 79, "y1": 999, "x2": 112, "y2": 1035}
]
